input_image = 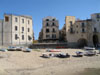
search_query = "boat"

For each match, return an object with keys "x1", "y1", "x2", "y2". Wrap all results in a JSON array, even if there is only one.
[
  {"x1": 41, "y1": 53, "x2": 50, "y2": 58},
  {"x1": 46, "y1": 49, "x2": 61, "y2": 52},
  {"x1": 84, "y1": 47, "x2": 95, "y2": 50}
]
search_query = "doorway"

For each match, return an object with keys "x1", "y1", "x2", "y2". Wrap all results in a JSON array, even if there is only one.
[
  {"x1": 93, "y1": 35, "x2": 98, "y2": 47},
  {"x1": 78, "y1": 38, "x2": 87, "y2": 48}
]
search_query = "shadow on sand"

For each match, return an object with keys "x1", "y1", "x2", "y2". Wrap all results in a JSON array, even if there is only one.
[{"x1": 77, "y1": 68, "x2": 100, "y2": 75}]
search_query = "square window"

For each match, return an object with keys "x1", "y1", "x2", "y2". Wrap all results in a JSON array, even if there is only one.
[{"x1": 5, "y1": 16, "x2": 9, "y2": 22}]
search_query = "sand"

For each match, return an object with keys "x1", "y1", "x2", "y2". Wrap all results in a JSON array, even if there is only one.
[{"x1": 0, "y1": 49, "x2": 100, "y2": 75}]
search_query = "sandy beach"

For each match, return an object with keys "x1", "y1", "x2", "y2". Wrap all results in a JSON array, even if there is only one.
[{"x1": 0, "y1": 49, "x2": 100, "y2": 75}]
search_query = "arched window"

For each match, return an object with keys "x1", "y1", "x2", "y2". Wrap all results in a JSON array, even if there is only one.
[
  {"x1": 52, "y1": 19, "x2": 55, "y2": 21},
  {"x1": 46, "y1": 19, "x2": 49, "y2": 21}
]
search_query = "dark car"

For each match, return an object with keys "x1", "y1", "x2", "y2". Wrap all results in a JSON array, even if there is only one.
[{"x1": 56, "y1": 53, "x2": 70, "y2": 58}]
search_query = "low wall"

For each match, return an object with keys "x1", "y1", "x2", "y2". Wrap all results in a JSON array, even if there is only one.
[
  {"x1": 29, "y1": 42, "x2": 80, "y2": 49},
  {"x1": 29, "y1": 43, "x2": 68, "y2": 49}
]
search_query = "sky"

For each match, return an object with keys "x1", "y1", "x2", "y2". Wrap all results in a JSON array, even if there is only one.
[{"x1": 0, "y1": 0, "x2": 100, "y2": 40}]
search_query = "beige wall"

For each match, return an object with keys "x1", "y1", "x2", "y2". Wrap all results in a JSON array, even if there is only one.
[
  {"x1": 65, "y1": 16, "x2": 94, "y2": 46},
  {"x1": 3, "y1": 14, "x2": 33, "y2": 45},
  {"x1": 65, "y1": 16, "x2": 76, "y2": 42},
  {"x1": 42, "y1": 16, "x2": 59, "y2": 40}
]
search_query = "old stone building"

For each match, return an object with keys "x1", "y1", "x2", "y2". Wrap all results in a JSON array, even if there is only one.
[
  {"x1": 39, "y1": 16, "x2": 59, "y2": 43},
  {"x1": 61, "y1": 13, "x2": 100, "y2": 47},
  {"x1": 0, "y1": 13, "x2": 33, "y2": 46}
]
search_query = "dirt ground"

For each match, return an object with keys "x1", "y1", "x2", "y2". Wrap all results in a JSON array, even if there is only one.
[{"x1": 0, "y1": 49, "x2": 100, "y2": 75}]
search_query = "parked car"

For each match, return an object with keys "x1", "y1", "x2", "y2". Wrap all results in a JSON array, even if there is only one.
[
  {"x1": 56, "y1": 53, "x2": 70, "y2": 58},
  {"x1": 84, "y1": 46, "x2": 95, "y2": 50},
  {"x1": 46, "y1": 49, "x2": 61, "y2": 52},
  {"x1": 8, "y1": 46, "x2": 16, "y2": 51},
  {"x1": 97, "y1": 48, "x2": 100, "y2": 54},
  {"x1": 0, "y1": 48, "x2": 7, "y2": 52},
  {"x1": 41, "y1": 53, "x2": 50, "y2": 58},
  {"x1": 16, "y1": 46, "x2": 23, "y2": 51},
  {"x1": 84, "y1": 50, "x2": 96, "y2": 56},
  {"x1": 23, "y1": 48, "x2": 32, "y2": 52},
  {"x1": 75, "y1": 51, "x2": 83, "y2": 57},
  {"x1": 72, "y1": 51, "x2": 84, "y2": 57},
  {"x1": 49, "y1": 53, "x2": 55, "y2": 57}
]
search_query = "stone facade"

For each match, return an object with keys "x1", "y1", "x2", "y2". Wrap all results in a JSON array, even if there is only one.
[
  {"x1": 0, "y1": 14, "x2": 33, "y2": 46},
  {"x1": 39, "y1": 16, "x2": 59, "y2": 43},
  {"x1": 62, "y1": 13, "x2": 100, "y2": 47},
  {"x1": 38, "y1": 13, "x2": 100, "y2": 47}
]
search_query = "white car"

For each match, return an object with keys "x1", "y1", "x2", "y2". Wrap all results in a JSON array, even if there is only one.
[
  {"x1": 23, "y1": 48, "x2": 32, "y2": 52},
  {"x1": 8, "y1": 46, "x2": 16, "y2": 51},
  {"x1": 84, "y1": 47, "x2": 95, "y2": 50},
  {"x1": 16, "y1": 46, "x2": 23, "y2": 51},
  {"x1": 0, "y1": 48, "x2": 7, "y2": 52}
]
